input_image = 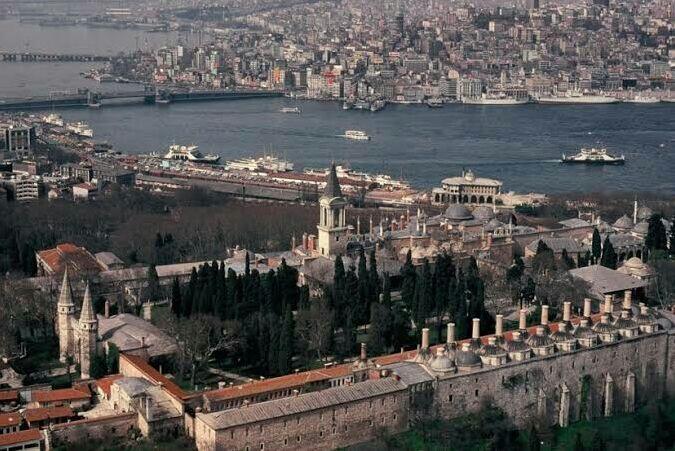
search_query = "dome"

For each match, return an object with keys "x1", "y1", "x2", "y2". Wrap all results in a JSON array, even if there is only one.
[
  {"x1": 480, "y1": 342, "x2": 507, "y2": 357},
  {"x1": 573, "y1": 321, "x2": 598, "y2": 340},
  {"x1": 632, "y1": 221, "x2": 649, "y2": 235},
  {"x1": 455, "y1": 343, "x2": 481, "y2": 368},
  {"x1": 624, "y1": 257, "x2": 646, "y2": 269},
  {"x1": 593, "y1": 318, "x2": 617, "y2": 335},
  {"x1": 444, "y1": 204, "x2": 473, "y2": 221},
  {"x1": 472, "y1": 206, "x2": 495, "y2": 221},
  {"x1": 614, "y1": 314, "x2": 638, "y2": 330},
  {"x1": 550, "y1": 325, "x2": 575, "y2": 343},
  {"x1": 637, "y1": 206, "x2": 653, "y2": 221},
  {"x1": 429, "y1": 349, "x2": 456, "y2": 373},
  {"x1": 613, "y1": 214, "x2": 633, "y2": 229},
  {"x1": 505, "y1": 338, "x2": 530, "y2": 353},
  {"x1": 635, "y1": 311, "x2": 656, "y2": 326},
  {"x1": 483, "y1": 218, "x2": 504, "y2": 232},
  {"x1": 527, "y1": 332, "x2": 555, "y2": 349}
]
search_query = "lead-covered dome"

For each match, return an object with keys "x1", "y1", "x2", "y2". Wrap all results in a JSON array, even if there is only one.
[{"x1": 444, "y1": 204, "x2": 473, "y2": 221}]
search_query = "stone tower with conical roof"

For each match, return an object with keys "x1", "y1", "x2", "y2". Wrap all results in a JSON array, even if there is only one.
[
  {"x1": 78, "y1": 284, "x2": 98, "y2": 379},
  {"x1": 317, "y1": 162, "x2": 348, "y2": 257},
  {"x1": 57, "y1": 268, "x2": 76, "y2": 363}
]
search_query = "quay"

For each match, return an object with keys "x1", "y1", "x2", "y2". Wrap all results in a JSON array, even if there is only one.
[
  {"x1": 0, "y1": 51, "x2": 112, "y2": 63},
  {"x1": 0, "y1": 88, "x2": 285, "y2": 110}
]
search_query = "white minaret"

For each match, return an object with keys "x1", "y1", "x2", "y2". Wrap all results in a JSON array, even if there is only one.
[
  {"x1": 317, "y1": 163, "x2": 347, "y2": 257},
  {"x1": 78, "y1": 283, "x2": 98, "y2": 380},
  {"x1": 57, "y1": 268, "x2": 76, "y2": 363},
  {"x1": 633, "y1": 198, "x2": 638, "y2": 224}
]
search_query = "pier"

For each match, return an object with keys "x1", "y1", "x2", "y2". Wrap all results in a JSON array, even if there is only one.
[
  {"x1": 0, "y1": 88, "x2": 285, "y2": 110},
  {"x1": 0, "y1": 52, "x2": 112, "y2": 63}
]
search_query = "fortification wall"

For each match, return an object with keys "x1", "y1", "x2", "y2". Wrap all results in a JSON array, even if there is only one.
[
  {"x1": 435, "y1": 330, "x2": 670, "y2": 428},
  {"x1": 49, "y1": 413, "x2": 137, "y2": 448},
  {"x1": 195, "y1": 388, "x2": 409, "y2": 451}
]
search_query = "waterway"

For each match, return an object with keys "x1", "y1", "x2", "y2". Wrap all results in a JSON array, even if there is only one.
[{"x1": 1, "y1": 19, "x2": 674, "y2": 194}]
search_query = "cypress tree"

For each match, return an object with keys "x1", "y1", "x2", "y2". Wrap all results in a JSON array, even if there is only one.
[
  {"x1": 298, "y1": 285, "x2": 310, "y2": 310},
  {"x1": 561, "y1": 248, "x2": 576, "y2": 270},
  {"x1": 600, "y1": 236, "x2": 618, "y2": 269},
  {"x1": 367, "y1": 302, "x2": 390, "y2": 356},
  {"x1": 277, "y1": 308, "x2": 294, "y2": 375},
  {"x1": 146, "y1": 264, "x2": 161, "y2": 303},
  {"x1": 645, "y1": 214, "x2": 667, "y2": 251},
  {"x1": 171, "y1": 277, "x2": 182, "y2": 317},
  {"x1": 368, "y1": 248, "x2": 380, "y2": 303},
  {"x1": 592, "y1": 228, "x2": 602, "y2": 263},
  {"x1": 107, "y1": 343, "x2": 119, "y2": 374},
  {"x1": 670, "y1": 218, "x2": 675, "y2": 257},
  {"x1": 381, "y1": 272, "x2": 391, "y2": 307},
  {"x1": 400, "y1": 250, "x2": 416, "y2": 311},
  {"x1": 182, "y1": 267, "x2": 197, "y2": 317},
  {"x1": 357, "y1": 248, "x2": 370, "y2": 325},
  {"x1": 332, "y1": 255, "x2": 346, "y2": 314}
]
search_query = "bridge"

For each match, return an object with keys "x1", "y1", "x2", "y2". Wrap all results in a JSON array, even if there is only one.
[
  {"x1": 0, "y1": 88, "x2": 285, "y2": 110},
  {"x1": 0, "y1": 52, "x2": 112, "y2": 63}
]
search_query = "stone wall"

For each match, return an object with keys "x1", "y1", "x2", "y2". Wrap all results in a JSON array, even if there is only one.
[
  {"x1": 434, "y1": 331, "x2": 669, "y2": 428},
  {"x1": 48, "y1": 413, "x2": 137, "y2": 448},
  {"x1": 195, "y1": 388, "x2": 410, "y2": 451}
]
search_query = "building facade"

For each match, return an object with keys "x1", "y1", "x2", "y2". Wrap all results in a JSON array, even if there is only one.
[{"x1": 432, "y1": 169, "x2": 502, "y2": 208}]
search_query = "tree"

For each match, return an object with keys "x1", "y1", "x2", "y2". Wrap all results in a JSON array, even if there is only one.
[
  {"x1": 356, "y1": 248, "x2": 370, "y2": 325},
  {"x1": 600, "y1": 236, "x2": 617, "y2": 269},
  {"x1": 170, "y1": 277, "x2": 182, "y2": 317},
  {"x1": 277, "y1": 308, "x2": 294, "y2": 375},
  {"x1": 367, "y1": 301, "x2": 391, "y2": 356},
  {"x1": 592, "y1": 228, "x2": 602, "y2": 264},
  {"x1": 368, "y1": 248, "x2": 380, "y2": 303},
  {"x1": 560, "y1": 248, "x2": 576, "y2": 270},
  {"x1": 645, "y1": 214, "x2": 667, "y2": 251},
  {"x1": 669, "y1": 217, "x2": 675, "y2": 257},
  {"x1": 533, "y1": 240, "x2": 556, "y2": 275},
  {"x1": 146, "y1": 264, "x2": 161, "y2": 303},
  {"x1": 90, "y1": 350, "x2": 108, "y2": 379},
  {"x1": 107, "y1": 343, "x2": 120, "y2": 374},
  {"x1": 400, "y1": 250, "x2": 416, "y2": 311},
  {"x1": 296, "y1": 297, "x2": 334, "y2": 362}
]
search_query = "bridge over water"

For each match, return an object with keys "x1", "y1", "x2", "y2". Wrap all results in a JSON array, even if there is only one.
[{"x1": 0, "y1": 88, "x2": 285, "y2": 110}]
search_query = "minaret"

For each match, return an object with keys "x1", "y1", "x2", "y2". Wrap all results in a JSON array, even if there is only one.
[
  {"x1": 57, "y1": 268, "x2": 76, "y2": 363},
  {"x1": 317, "y1": 163, "x2": 347, "y2": 257},
  {"x1": 78, "y1": 283, "x2": 98, "y2": 379}
]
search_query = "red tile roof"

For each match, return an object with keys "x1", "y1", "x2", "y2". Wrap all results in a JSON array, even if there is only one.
[
  {"x1": 0, "y1": 429, "x2": 42, "y2": 447},
  {"x1": 23, "y1": 406, "x2": 75, "y2": 423},
  {"x1": 31, "y1": 387, "x2": 90, "y2": 404},
  {"x1": 36, "y1": 243, "x2": 103, "y2": 276},
  {"x1": 95, "y1": 374, "x2": 123, "y2": 398},
  {"x1": 120, "y1": 354, "x2": 187, "y2": 401},
  {"x1": 0, "y1": 390, "x2": 18, "y2": 402},
  {"x1": 0, "y1": 412, "x2": 21, "y2": 427}
]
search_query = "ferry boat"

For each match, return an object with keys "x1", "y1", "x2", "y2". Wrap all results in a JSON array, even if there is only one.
[
  {"x1": 66, "y1": 121, "x2": 94, "y2": 138},
  {"x1": 463, "y1": 95, "x2": 529, "y2": 105},
  {"x1": 537, "y1": 92, "x2": 619, "y2": 105},
  {"x1": 426, "y1": 98, "x2": 444, "y2": 108},
  {"x1": 163, "y1": 144, "x2": 220, "y2": 164},
  {"x1": 624, "y1": 95, "x2": 660, "y2": 104},
  {"x1": 353, "y1": 100, "x2": 371, "y2": 111},
  {"x1": 343, "y1": 130, "x2": 370, "y2": 141},
  {"x1": 279, "y1": 107, "x2": 301, "y2": 114},
  {"x1": 226, "y1": 155, "x2": 294, "y2": 172},
  {"x1": 561, "y1": 147, "x2": 625, "y2": 165},
  {"x1": 370, "y1": 100, "x2": 386, "y2": 112},
  {"x1": 42, "y1": 113, "x2": 64, "y2": 127}
]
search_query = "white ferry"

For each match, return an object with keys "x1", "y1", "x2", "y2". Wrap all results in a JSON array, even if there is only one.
[
  {"x1": 537, "y1": 92, "x2": 619, "y2": 105},
  {"x1": 66, "y1": 121, "x2": 94, "y2": 138},
  {"x1": 343, "y1": 130, "x2": 370, "y2": 141},
  {"x1": 279, "y1": 107, "x2": 301, "y2": 114},
  {"x1": 163, "y1": 144, "x2": 220, "y2": 164},
  {"x1": 42, "y1": 113, "x2": 64, "y2": 127},
  {"x1": 226, "y1": 155, "x2": 294, "y2": 172},
  {"x1": 463, "y1": 96, "x2": 529, "y2": 105},
  {"x1": 624, "y1": 96, "x2": 660, "y2": 104},
  {"x1": 561, "y1": 147, "x2": 625, "y2": 165}
]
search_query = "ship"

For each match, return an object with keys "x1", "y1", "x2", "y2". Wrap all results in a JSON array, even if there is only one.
[
  {"x1": 370, "y1": 100, "x2": 386, "y2": 112},
  {"x1": 225, "y1": 155, "x2": 294, "y2": 172},
  {"x1": 463, "y1": 95, "x2": 529, "y2": 105},
  {"x1": 163, "y1": 144, "x2": 220, "y2": 164},
  {"x1": 279, "y1": 107, "x2": 301, "y2": 114},
  {"x1": 537, "y1": 92, "x2": 619, "y2": 105},
  {"x1": 42, "y1": 113, "x2": 64, "y2": 127},
  {"x1": 353, "y1": 100, "x2": 371, "y2": 111},
  {"x1": 66, "y1": 121, "x2": 94, "y2": 138},
  {"x1": 561, "y1": 147, "x2": 625, "y2": 165},
  {"x1": 426, "y1": 98, "x2": 444, "y2": 108},
  {"x1": 304, "y1": 165, "x2": 411, "y2": 190},
  {"x1": 343, "y1": 130, "x2": 370, "y2": 141},
  {"x1": 624, "y1": 95, "x2": 660, "y2": 104}
]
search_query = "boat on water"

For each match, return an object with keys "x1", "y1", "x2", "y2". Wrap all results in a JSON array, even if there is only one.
[
  {"x1": 42, "y1": 113, "x2": 64, "y2": 127},
  {"x1": 66, "y1": 121, "x2": 93, "y2": 138},
  {"x1": 426, "y1": 98, "x2": 444, "y2": 108},
  {"x1": 561, "y1": 147, "x2": 625, "y2": 165},
  {"x1": 624, "y1": 95, "x2": 660, "y2": 104},
  {"x1": 537, "y1": 92, "x2": 619, "y2": 105},
  {"x1": 279, "y1": 107, "x2": 301, "y2": 114},
  {"x1": 343, "y1": 130, "x2": 370, "y2": 141},
  {"x1": 370, "y1": 100, "x2": 386, "y2": 112},
  {"x1": 226, "y1": 155, "x2": 294, "y2": 172},
  {"x1": 163, "y1": 144, "x2": 220, "y2": 164},
  {"x1": 353, "y1": 100, "x2": 371, "y2": 111},
  {"x1": 462, "y1": 96, "x2": 529, "y2": 105}
]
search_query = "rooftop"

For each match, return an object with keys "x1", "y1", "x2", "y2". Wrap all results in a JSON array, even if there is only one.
[
  {"x1": 31, "y1": 387, "x2": 90, "y2": 403},
  {"x1": 119, "y1": 354, "x2": 187, "y2": 401},
  {"x1": 98, "y1": 313, "x2": 178, "y2": 358},
  {"x1": 0, "y1": 412, "x2": 21, "y2": 427},
  {"x1": 0, "y1": 429, "x2": 42, "y2": 447},
  {"x1": 569, "y1": 265, "x2": 648, "y2": 298},
  {"x1": 23, "y1": 406, "x2": 75, "y2": 423},
  {"x1": 36, "y1": 243, "x2": 103, "y2": 276}
]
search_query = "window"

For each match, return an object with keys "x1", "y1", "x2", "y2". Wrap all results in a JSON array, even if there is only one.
[
  {"x1": 246, "y1": 427, "x2": 249, "y2": 436},
  {"x1": 381, "y1": 398, "x2": 385, "y2": 406},
  {"x1": 296, "y1": 417, "x2": 300, "y2": 425},
  {"x1": 283, "y1": 438, "x2": 288, "y2": 446},
  {"x1": 449, "y1": 395, "x2": 453, "y2": 402},
  {"x1": 296, "y1": 436, "x2": 301, "y2": 443},
  {"x1": 344, "y1": 425, "x2": 348, "y2": 432},
  {"x1": 231, "y1": 431, "x2": 234, "y2": 439},
  {"x1": 319, "y1": 430, "x2": 324, "y2": 437},
  {"x1": 475, "y1": 389, "x2": 479, "y2": 397},
  {"x1": 259, "y1": 426, "x2": 263, "y2": 433},
  {"x1": 369, "y1": 420, "x2": 373, "y2": 427},
  {"x1": 332, "y1": 427, "x2": 337, "y2": 435},
  {"x1": 393, "y1": 414, "x2": 398, "y2": 421},
  {"x1": 260, "y1": 444, "x2": 264, "y2": 450},
  {"x1": 369, "y1": 400, "x2": 373, "y2": 409},
  {"x1": 245, "y1": 447, "x2": 250, "y2": 451}
]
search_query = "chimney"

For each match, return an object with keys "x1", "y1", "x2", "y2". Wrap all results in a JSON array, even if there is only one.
[
  {"x1": 369, "y1": 216, "x2": 373, "y2": 235},
  {"x1": 541, "y1": 305, "x2": 549, "y2": 325},
  {"x1": 104, "y1": 300, "x2": 110, "y2": 319},
  {"x1": 519, "y1": 309, "x2": 527, "y2": 330},
  {"x1": 400, "y1": 214, "x2": 405, "y2": 229},
  {"x1": 141, "y1": 336, "x2": 146, "y2": 348},
  {"x1": 623, "y1": 290, "x2": 632, "y2": 311},
  {"x1": 357, "y1": 216, "x2": 361, "y2": 235},
  {"x1": 563, "y1": 301, "x2": 571, "y2": 322},
  {"x1": 422, "y1": 221, "x2": 427, "y2": 236},
  {"x1": 488, "y1": 336, "x2": 497, "y2": 345},
  {"x1": 379, "y1": 219, "x2": 383, "y2": 237},
  {"x1": 421, "y1": 328, "x2": 429, "y2": 350},
  {"x1": 447, "y1": 323, "x2": 455, "y2": 344},
  {"x1": 512, "y1": 331, "x2": 522, "y2": 341},
  {"x1": 559, "y1": 322, "x2": 567, "y2": 333},
  {"x1": 291, "y1": 235, "x2": 296, "y2": 250},
  {"x1": 600, "y1": 315, "x2": 609, "y2": 324},
  {"x1": 472, "y1": 318, "x2": 480, "y2": 339},
  {"x1": 360, "y1": 343, "x2": 367, "y2": 361},
  {"x1": 580, "y1": 318, "x2": 589, "y2": 328},
  {"x1": 640, "y1": 304, "x2": 648, "y2": 315},
  {"x1": 536, "y1": 325, "x2": 546, "y2": 336},
  {"x1": 302, "y1": 233, "x2": 308, "y2": 249},
  {"x1": 604, "y1": 295, "x2": 613, "y2": 315},
  {"x1": 583, "y1": 298, "x2": 592, "y2": 318},
  {"x1": 495, "y1": 314, "x2": 504, "y2": 337}
]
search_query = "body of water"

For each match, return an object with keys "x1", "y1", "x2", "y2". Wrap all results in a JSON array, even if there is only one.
[{"x1": 1, "y1": 19, "x2": 674, "y2": 194}]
